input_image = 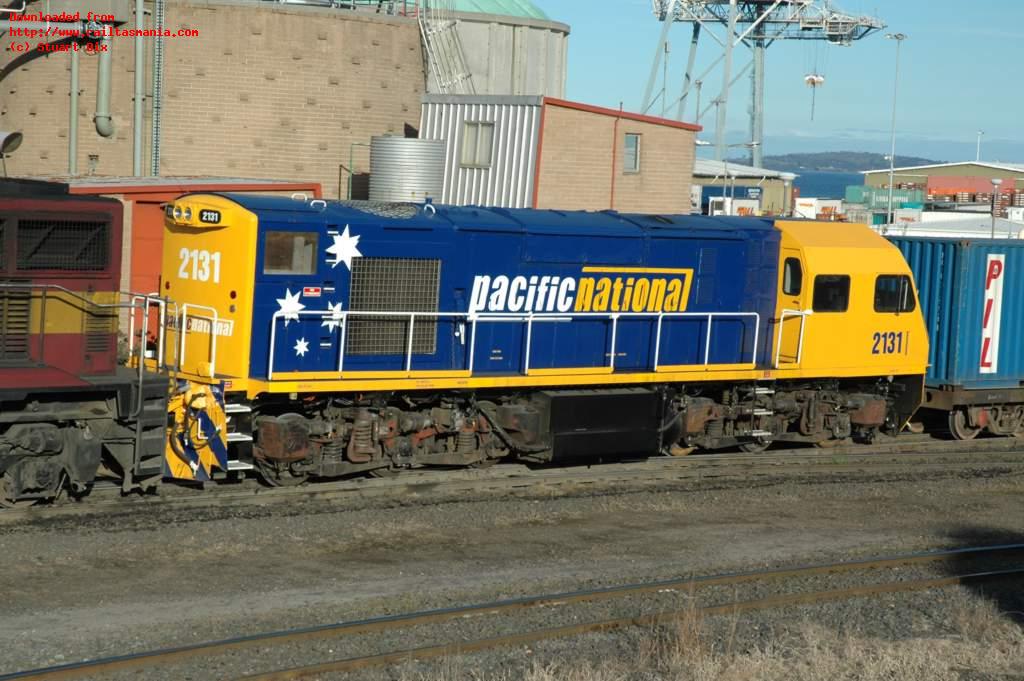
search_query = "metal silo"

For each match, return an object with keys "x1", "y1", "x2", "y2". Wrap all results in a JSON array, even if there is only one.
[{"x1": 369, "y1": 137, "x2": 446, "y2": 203}]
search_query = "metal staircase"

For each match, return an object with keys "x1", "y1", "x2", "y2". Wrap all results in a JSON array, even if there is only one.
[{"x1": 417, "y1": 0, "x2": 475, "y2": 94}]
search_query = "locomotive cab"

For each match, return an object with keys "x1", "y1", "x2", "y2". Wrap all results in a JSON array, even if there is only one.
[{"x1": 769, "y1": 220, "x2": 928, "y2": 431}]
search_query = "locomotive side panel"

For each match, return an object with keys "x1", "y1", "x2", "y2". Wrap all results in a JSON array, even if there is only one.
[{"x1": 1, "y1": 196, "x2": 123, "y2": 381}]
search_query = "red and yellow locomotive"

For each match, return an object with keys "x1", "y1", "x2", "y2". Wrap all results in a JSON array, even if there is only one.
[{"x1": 0, "y1": 179, "x2": 166, "y2": 506}]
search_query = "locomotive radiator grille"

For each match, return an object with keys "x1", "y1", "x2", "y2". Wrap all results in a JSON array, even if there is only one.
[
  {"x1": 16, "y1": 219, "x2": 109, "y2": 271},
  {"x1": 347, "y1": 257, "x2": 441, "y2": 356},
  {"x1": 0, "y1": 283, "x2": 30, "y2": 362}
]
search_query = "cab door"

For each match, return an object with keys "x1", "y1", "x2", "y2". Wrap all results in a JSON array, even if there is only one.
[{"x1": 775, "y1": 248, "x2": 807, "y2": 365}]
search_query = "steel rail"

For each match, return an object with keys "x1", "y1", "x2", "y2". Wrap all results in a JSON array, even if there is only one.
[
  {"x1": 2, "y1": 439, "x2": 1023, "y2": 522},
  {"x1": 4, "y1": 544, "x2": 1024, "y2": 681},
  {"x1": 242, "y1": 568, "x2": 1024, "y2": 681}
]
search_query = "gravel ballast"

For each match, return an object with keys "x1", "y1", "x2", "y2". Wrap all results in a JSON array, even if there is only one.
[{"x1": 1, "y1": 466, "x2": 1022, "y2": 678}]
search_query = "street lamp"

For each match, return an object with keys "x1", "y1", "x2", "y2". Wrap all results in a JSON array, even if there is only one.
[
  {"x1": 885, "y1": 33, "x2": 907, "y2": 225},
  {"x1": 976, "y1": 130, "x2": 984, "y2": 162},
  {"x1": 991, "y1": 178, "x2": 1003, "y2": 239}
]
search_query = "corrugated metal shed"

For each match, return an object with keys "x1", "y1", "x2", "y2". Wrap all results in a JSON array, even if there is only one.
[
  {"x1": 892, "y1": 237, "x2": 1024, "y2": 389},
  {"x1": 420, "y1": 95, "x2": 543, "y2": 208}
]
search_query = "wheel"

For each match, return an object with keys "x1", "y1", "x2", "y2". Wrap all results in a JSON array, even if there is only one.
[
  {"x1": 948, "y1": 409, "x2": 982, "y2": 441},
  {"x1": 739, "y1": 439, "x2": 771, "y2": 453},
  {"x1": 256, "y1": 460, "x2": 309, "y2": 487},
  {"x1": 0, "y1": 475, "x2": 40, "y2": 509}
]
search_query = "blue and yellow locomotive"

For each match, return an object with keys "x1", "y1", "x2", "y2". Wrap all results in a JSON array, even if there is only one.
[{"x1": 159, "y1": 194, "x2": 929, "y2": 484}]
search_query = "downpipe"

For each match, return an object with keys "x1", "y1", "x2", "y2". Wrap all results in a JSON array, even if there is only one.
[
  {"x1": 68, "y1": 43, "x2": 79, "y2": 174},
  {"x1": 94, "y1": 34, "x2": 114, "y2": 138},
  {"x1": 132, "y1": 0, "x2": 144, "y2": 174}
]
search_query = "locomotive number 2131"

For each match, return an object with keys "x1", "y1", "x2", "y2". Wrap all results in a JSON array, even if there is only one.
[
  {"x1": 872, "y1": 331, "x2": 905, "y2": 355},
  {"x1": 178, "y1": 248, "x2": 222, "y2": 283}
]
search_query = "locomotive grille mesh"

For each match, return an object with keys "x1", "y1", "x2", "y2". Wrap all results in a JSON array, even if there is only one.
[
  {"x1": 0, "y1": 283, "x2": 30, "y2": 362},
  {"x1": 336, "y1": 201, "x2": 420, "y2": 220},
  {"x1": 347, "y1": 258, "x2": 441, "y2": 356},
  {"x1": 16, "y1": 219, "x2": 109, "y2": 271}
]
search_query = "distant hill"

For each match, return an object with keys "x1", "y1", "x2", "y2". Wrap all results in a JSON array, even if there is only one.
[{"x1": 725, "y1": 151, "x2": 942, "y2": 173}]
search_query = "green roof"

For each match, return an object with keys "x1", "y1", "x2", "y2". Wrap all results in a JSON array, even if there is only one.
[{"x1": 453, "y1": 0, "x2": 549, "y2": 19}]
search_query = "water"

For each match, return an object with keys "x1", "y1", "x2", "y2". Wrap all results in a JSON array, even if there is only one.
[{"x1": 793, "y1": 171, "x2": 862, "y2": 200}]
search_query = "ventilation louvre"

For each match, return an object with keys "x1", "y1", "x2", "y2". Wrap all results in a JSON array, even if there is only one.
[{"x1": 0, "y1": 284, "x2": 31, "y2": 362}]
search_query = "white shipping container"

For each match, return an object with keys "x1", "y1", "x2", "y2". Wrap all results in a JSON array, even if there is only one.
[
  {"x1": 894, "y1": 208, "x2": 923, "y2": 224},
  {"x1": 794, "y1": 198, "x2": 842, "y2": 219},
  {"x1": 709, "y1": 197, "x2": 760, "y2": 216}
]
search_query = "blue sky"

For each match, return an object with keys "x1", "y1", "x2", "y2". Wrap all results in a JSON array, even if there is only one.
[{"x1": 541, "y1": 1, "x2": 1024, "y2": 161}]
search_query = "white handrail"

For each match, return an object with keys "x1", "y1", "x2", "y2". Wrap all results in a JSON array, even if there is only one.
[
  {"x1": 129, "y1": 294, "x2": 171, "y2": 368},
  {"x1": 179, "y1": 303, "x2": 220, "y2": 378},
  {"x1": 266, "y1": 309, "x2": 762, "y2": 380},
  {"x1": 774, "y1": 309, "x2": 812, "y2": 368}
]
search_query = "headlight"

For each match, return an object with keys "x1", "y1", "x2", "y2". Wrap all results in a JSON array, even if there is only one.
[
  {"x1": 183, "y1": 206, "x2": 193, "y2": 221},
  {"x1": 172, "y1": 205, "x2": 183, "y2": 220}
]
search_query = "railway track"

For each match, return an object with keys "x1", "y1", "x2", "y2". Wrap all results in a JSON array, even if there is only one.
[
  {"x1": 5, "y1": 543, "x2": 1023, "y2": 681},
  {"x1": 2, "y1": 435, "x2": 1023, "y2": 523}
]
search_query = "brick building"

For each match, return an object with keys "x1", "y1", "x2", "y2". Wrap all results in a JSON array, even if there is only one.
[
  {"x1": 419, "y1": 95, "x2": 700, "y2": 213},
  {"x1": 1, "y1": 0, "x2": 425, "y2": 197}
]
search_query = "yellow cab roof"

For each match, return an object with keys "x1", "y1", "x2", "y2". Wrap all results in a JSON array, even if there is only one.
[{"x1": 774, "y1": 219, "x2": 909, "y2": 274}]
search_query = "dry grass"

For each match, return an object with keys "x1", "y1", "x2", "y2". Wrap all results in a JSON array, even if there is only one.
[{"x1": 395, "y1": 591, "x2": 1024, "y2": 681}]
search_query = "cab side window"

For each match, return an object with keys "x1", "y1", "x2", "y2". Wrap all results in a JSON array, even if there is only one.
[
  {"x1": 812, "y1": 275, "x2": 850, "y2": 312},
  {"x1": 263, "y1": 232, "x2": 318, "y2": 275},
  {"x1": 783, "y1": 258, "x2": 802, "y2": 295},
  {"x1": 874, "y1": 274, "x2": 915, "y2": 313}
]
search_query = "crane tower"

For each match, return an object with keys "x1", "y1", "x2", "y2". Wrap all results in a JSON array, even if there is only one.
[{"x1": 642, "y1": 0, "x2": 884, "y2": 166}]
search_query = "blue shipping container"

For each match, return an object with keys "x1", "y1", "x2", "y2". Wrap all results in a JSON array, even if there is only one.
[{"x1": 891, "y1": 237, "x2": 1024, "y2": 389}]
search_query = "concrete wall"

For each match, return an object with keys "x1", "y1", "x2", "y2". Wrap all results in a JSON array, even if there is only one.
[
  {"x1": 1, "y1": 0, "x2": 426, "y2": 198},
  {"x1": 450, "y1": 12, "x2": 569, "y2": 97},
  {"x1": 535, "y1": 102, "x2": 695, "y2": 213}
]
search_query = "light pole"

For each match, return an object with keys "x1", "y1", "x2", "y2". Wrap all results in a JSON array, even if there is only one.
[
  {"x1": 991, "y1": 178, "x2": 1003, "y2": 239},
  {"x1": 885, "y1": 33, "x2": 907, "y2": 225},
  {"x1": 976, "y1": 130, "x2": 984, "y2": 162}
]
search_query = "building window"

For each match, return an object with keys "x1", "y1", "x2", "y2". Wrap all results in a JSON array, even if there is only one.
[
  {"x1": 624, "y1": 133, "x2": 641, "y2": 173},
  {"x1": 812, "y1": 275, "x2": 851, "y2": 313},
  {"x1": 782, "y1": 257, "x2": 802, "y2": 296},
  {"x1": 460, "y1": 121, "x2": 494, "y2": 168},
  {"x1": 874, "y1": 275, "x2": 915, "y2": 313},
  {"x1": 263, "y1": 231, "x2": 318, "y2": 275}
]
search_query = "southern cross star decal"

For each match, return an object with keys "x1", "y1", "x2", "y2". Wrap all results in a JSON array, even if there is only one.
[
  {"x1": 294, "y1": 338, "x2": 310, "y2": 357},
  {"x1": 326, "y1": 225, "x2": 362, "y2": 270},
  {"x1": 321, "y1": 301, "x2": 345, "y2": 333},
  {"x1": 276, "y1": 288, "x2": 305, "y2": 327}
]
